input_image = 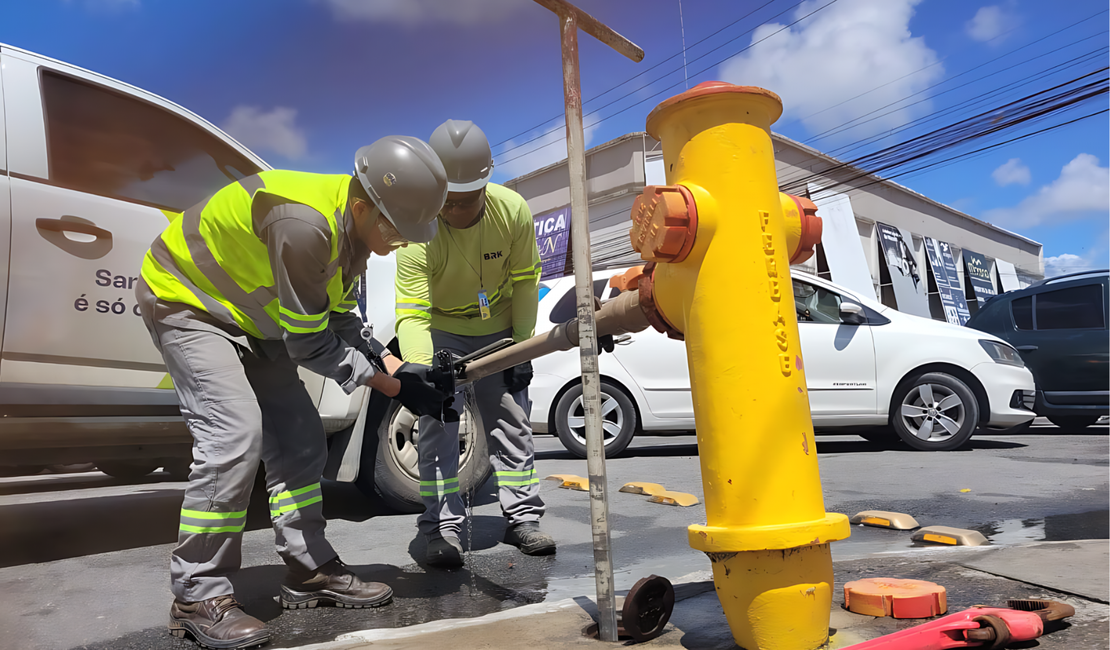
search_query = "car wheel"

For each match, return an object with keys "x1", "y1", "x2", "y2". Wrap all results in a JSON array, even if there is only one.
[
  {"x1": 1047, "y1": 416, "x2": 1101, "y2": 430},
  {"x1": 554, "y1": 380, "x2": 638, "y2": 459},
  {"x1": 96, "y1": 461, "x2": 159, "y2": 480},
  {"x1": 890, "y1": 372, "x2": 979, "y2": 451},
  {"x1": 371, "y1": 390, "x2": 491, "y2": 513}
]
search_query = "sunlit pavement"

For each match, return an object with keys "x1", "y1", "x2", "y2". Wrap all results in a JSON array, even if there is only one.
[{"x1": 0, "y1": 419, "x2": 1105, "y2": 649}]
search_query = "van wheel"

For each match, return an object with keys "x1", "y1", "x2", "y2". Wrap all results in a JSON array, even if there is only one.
[
  {"x1": 891, "y1": 372, "x2": 979, "y2": 451},
  {"x1": 372, "y1": 391, "x2": 491, "y2": 513},
  {"x1": 97, "y1": 461, "x2": 159, "y2": 480},
  {"x1": 1048, "y1": 416, "x2": 1100, "y2": 430},
  {"x1": 554, "y1": 380, "x2": 637, "y2": 459}
]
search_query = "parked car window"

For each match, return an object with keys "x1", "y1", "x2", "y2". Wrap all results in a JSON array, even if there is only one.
[
  {"x1": 41, "y1": 71, "x2": 261, "y2": 212},
  {"x1": 548, "y1": 278, "x2": 610, "y2": 324},
  {"x1": 1011, "y1": 296, "x2": 1034, "y2": 330},
  {"x1": 1035, "y1": 284, "x2": 1105, "y2": 330},
  {"x1": 793, "y1": 280, "x2": 842, "y2": 323}
]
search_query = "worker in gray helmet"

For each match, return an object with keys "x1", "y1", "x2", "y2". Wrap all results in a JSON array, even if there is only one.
[
  {"x1": 394, "y1": 120, "x2": 554, "y2": 567},
  {"x1": 138, "y1": 135, "x2": 452, "y2": 649}
]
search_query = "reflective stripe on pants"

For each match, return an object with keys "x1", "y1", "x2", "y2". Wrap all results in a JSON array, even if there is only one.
[
  {"x1": 138, "y1": 280, "x2": 336, "y2": 602},
  {"x1": 416, "y1": 328, "x2": 544, "y2": 538}
]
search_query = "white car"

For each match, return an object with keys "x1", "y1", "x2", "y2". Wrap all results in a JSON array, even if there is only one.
[{"x1": 529, "y1": 266, "x2": 1037, "y2": 454}]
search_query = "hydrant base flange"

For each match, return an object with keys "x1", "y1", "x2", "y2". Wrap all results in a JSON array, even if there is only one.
[{"x1": 689, "y1": 513, "x2": 850, "y2": 553}]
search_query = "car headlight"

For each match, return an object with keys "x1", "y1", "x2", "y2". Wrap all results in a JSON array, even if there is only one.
[{"x1": 979, "y1": 340, "x2": 1024, "y2": 367}]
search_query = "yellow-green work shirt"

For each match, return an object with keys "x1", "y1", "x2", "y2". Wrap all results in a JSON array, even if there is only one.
[{"x1": 395, "y1": 183, "x2": 542, "y2": 364}]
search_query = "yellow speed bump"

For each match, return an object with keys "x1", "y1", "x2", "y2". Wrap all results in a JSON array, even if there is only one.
[
  {"x1": 619, "y1": 482, "x2": 666, "y2": 496},
  {"x1": 647, "y1": 491, "x2": 699, "y2": 507},
  {"x1": 850, "y1": 510, "x2": 920, "y2": 530},
  {"x1": 544, "y1": 474, "x2": 589, "y2": 491},
  {"x1": 911, "y1": 526, "x2": 989, "y2": 547}
]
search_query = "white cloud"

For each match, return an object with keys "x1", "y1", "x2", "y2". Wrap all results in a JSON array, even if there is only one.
[
  {"x1": 1043, "y1": 253, "x2": 1093, "y2": 278},
  {"x1": 966, "y1": 4, "x2": 1020, "y2": 43},
  {"x1": 221, "y1": 106, "x2": 308, "y2": 161},
  {"x1": 494, "y1": 119, "x2": 601, "y2": 181},
  {"x1": 319, "y1": 0, "x2": 521, "y2": 25},
  {"x1": 992, "y1": 158, "x2": 1030, "y2": 186},
  {"x1": 718, "y1": 0, "x2": 943, "y2": 139},
  {"x1": 983, "y1": 154, "x2": 1110, "y2": 228}
]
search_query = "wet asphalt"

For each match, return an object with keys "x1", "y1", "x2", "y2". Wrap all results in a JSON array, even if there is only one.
[{"x1": 0, "y1": 421, "x2": 1106, "y2": 650}]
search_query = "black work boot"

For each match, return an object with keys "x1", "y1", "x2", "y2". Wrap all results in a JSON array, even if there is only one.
[
  {"x1": 280, "y1": 557, "x2": 393, "y2": 609},
  {"x1": 504, "y1": 521, "x2": 557, "y2": 556},
  {"x1": 425, "y1": 535, "x2": 464, "y2": 568},
  {"x1": 168, "y1": 595, "x2": 270, "y2": 649}
]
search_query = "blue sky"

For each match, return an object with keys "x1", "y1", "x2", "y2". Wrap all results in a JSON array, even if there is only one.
[{"x1": 4, "y1": 0, "x2": 1107, "y2": 276}]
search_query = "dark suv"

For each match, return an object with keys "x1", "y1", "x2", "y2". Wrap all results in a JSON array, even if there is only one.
[{"x1": 966, "y1": 270, "x2": 1108, "y2": 428}]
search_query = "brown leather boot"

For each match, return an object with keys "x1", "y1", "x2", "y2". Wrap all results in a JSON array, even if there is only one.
[
  {"x1": 168, "y1": 595, "x2": 270, "y2": 649},
  {"x1": 280, "y1": 557, "x2": 393, "y2": 609}
]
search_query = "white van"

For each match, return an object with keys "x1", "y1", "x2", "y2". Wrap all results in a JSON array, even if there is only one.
[{"x1": 0, "y1": 44, "x2": 469, "y2": 504}]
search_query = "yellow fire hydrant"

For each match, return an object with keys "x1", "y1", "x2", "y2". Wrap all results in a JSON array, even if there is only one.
[{"x1": 630, "y1": 81, "x2": 850, "y2": 650}]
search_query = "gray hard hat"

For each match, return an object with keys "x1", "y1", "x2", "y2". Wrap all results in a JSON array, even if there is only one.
[
  {"x1": 429, "y1": 119, "x2": 495, "y2": 193},
  {"x1": 354, "y1": 136, "x2": 447, "y2": 244}
]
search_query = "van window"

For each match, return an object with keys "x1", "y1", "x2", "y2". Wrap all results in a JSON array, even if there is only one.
[
  {"x1": 41, "y1": 71, "x2": 261, "y2": 212},
  {"x1": 1011, "y1": 296, "x2": 1033, "y2": 330},
  {"x1": 1035, "y1": 284, "x2": 1105, "y2": 330}
]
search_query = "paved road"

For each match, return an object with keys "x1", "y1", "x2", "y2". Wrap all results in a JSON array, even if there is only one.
[{"x1": 0, "y1": 421, "x2": 1106, "y2": 650}]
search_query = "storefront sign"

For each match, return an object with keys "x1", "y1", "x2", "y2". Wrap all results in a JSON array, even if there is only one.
[
  {"x1": 963, "y1": 250, "x2": 997, "y2": 305},
  {"x1": 877, "y1": 222, "x2": 931, "y2": 318},
  {"x1": 533, "y1": 207, "x2": 570, "y2": 280},
  {"x1": 807, "y1": 186, "x2": 876, "y2": 300},
  {"x1": 924, "y1": 237, "x2": 971, "y2": 325}
]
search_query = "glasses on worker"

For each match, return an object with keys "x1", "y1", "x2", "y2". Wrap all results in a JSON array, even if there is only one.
[
  {"x1": 376, "y1": 216, "x2": 409, "y2": 247},
  {"x1": 441, "y1": 189, "x2": 485, "y2": 212}
]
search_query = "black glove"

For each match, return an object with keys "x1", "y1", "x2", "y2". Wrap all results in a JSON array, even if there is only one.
[
  {"x1": 598, "y1": 334, "x2": 615, "y2": 355},
  {"x1": 394, "y1": 362, "x2": 450, "y2": 418},
  {"x1": 504, "y1": 360, "x2": 533, "y2": 394}
]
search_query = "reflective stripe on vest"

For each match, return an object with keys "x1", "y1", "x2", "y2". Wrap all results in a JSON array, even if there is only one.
[{"x1": 140, "y1": 171, "x2": 351, "y2": 339}]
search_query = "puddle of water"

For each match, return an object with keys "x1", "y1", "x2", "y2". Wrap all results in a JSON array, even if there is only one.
[{"x1": 977, "y1": 509, "x2": 1109, "y2": 545}]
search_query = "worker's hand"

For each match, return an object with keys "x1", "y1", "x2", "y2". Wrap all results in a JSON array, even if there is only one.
[
  {"x1": 598, "y1": 334, "x2": 615, "y2": 355},
  {"x1": 394, "y1": 362, "x2": 451, "y2": 418},
  {"x1": 504, "y1": 360, "x2": 533, "y2": 394}
]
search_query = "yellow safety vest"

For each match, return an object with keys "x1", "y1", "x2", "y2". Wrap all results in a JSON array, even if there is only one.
[{"x1": 140, "y1": 171, "x2": 352, "y2": 339}]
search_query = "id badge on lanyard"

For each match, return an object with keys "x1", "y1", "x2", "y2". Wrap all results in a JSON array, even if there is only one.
[{"x1": 478, "y1": 290, "x2": 492, "y2": 320}]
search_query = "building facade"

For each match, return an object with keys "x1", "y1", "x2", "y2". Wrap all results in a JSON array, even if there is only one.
[{"x1": 504, "y1": 131, "x2": 1044, "y2": 325}]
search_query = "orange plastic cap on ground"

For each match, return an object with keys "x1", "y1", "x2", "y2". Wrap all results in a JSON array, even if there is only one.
[{"x1": 843, "y1": 578, "x2": 947, "y2": 619}]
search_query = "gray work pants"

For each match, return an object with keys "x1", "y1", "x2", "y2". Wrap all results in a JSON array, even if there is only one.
[
  {"x1": 138, "y1": 285, "x2": 336, "y2": 603},
  {"x1": 417, "y1": 329, "x2": 545, "y2": 538}
]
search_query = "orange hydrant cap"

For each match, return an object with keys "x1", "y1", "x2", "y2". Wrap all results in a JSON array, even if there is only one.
[{"x1": 844, "y1": 578, "x2": 948, "y2": 619}]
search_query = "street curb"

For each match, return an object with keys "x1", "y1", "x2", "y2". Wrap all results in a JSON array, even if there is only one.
[{"x1": 280, "y1": 570, "x2": 715, "y2": 650}]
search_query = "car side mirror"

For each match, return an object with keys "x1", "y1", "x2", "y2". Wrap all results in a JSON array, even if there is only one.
[{"x1": 840, "y1": 301, "x2": 864, "y2": 324}]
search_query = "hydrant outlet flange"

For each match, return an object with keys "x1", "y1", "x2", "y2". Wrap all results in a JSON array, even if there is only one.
[
  {"x1": 638, "y1": 262, "x2": 685, "y2": 341},
  {"x1": 630, "y1": 184, "x2": 698, "y2": 264}
]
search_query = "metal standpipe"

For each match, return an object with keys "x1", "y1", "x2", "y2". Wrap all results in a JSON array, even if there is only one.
[
  {"x1": 531, "y1": 0, "x2": 644, "y2": 642},
  {"x1": 630, "y1": 82, "x2": 850, "y2": 650}
]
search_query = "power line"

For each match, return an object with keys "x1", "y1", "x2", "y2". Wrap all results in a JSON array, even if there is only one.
[{"x1": 497, "y1": 0, "x2": 842, "y2": 167}]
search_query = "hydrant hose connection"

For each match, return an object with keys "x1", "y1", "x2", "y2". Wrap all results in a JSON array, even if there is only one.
[{"x1": 636, "y1": 81, "x2": 850, "y2": 650}]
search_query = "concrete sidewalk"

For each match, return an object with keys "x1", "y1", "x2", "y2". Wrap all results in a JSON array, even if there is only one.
[{"x1": 285, "y1": 539, "x2": 1108, "y2": 650}]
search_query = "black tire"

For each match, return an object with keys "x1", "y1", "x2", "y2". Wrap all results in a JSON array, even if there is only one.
[
  {"x1": 371, "y1": 391, "x2": 491, "y2": 513},
  {"x1": 554, "y1": 380, "x2": 638, "y2": 459},
  {"x1": 1047, "y1": 415, "x2": 1101, "y2": 430},
  {"x1": 890, "y1": 372, "x2": 980, "y2": 451},
  {"x1": 96, "y1": 460, "x2": 159, "y2": 480}
]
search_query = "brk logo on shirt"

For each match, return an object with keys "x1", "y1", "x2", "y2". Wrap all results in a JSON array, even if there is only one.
[{"x1": 483, "y1": 250, "x2": 504, "y2": 260}]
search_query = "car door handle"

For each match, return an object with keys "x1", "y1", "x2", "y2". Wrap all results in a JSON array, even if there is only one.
[
  {"x1": 36, "y1": 217, "x2": 112, "y2": 240},
  {"x1": 1016, "y1": 345, "x2": 1038, "y2": 352}
]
